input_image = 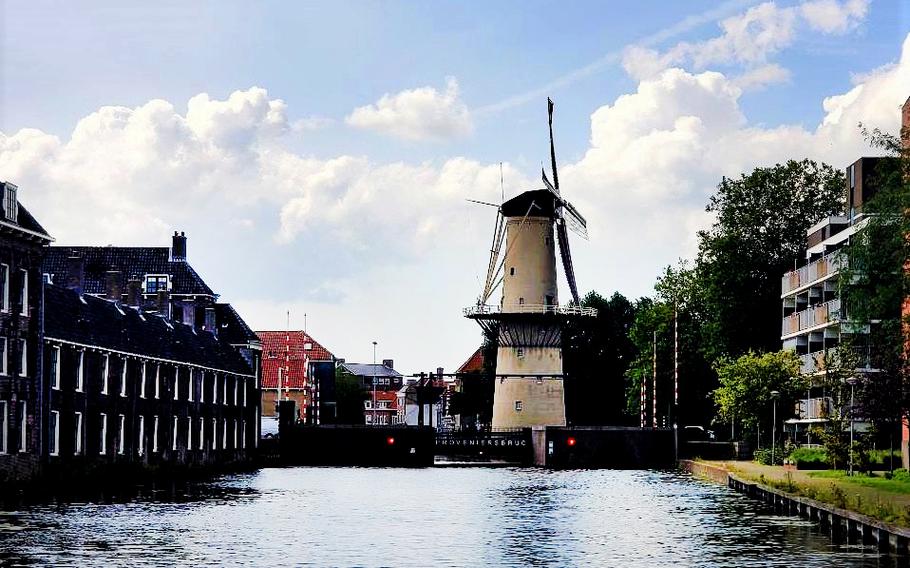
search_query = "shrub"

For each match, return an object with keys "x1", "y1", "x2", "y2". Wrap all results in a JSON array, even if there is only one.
[
  {"x1": 788, "y1": 447, "x2": 828, "y2": 469},
  {"x1": 754, "y1": 446, "x2": 785, "y2": 465}
]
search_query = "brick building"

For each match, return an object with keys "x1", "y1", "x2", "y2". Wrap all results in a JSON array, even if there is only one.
[
  {"x1": 0, "y1": 182, "x2": 53, "y2": 482},
  {"x1": 0, "y1": 182, "x2": 262, "y2": 484},
  {"x1": 258, "y1": 330, "x2": 334, "y2": 423}
]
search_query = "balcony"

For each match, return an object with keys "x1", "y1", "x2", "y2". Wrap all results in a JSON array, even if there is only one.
[
  {"x1": 794, "y1": 397, "x2": 833, "y2": 421},
  {"x1": 781, "y1": 252, "x2": 845, "y2": 296},
  {"x1": 797, "y1": 346, "x2": 878, "y2": 375},
  {"x1": 781, "y1": 298, "x2": 841, "y2": 337},
  {"x1": 463, "y1": 304, "x2": 598, "y2": 317}
]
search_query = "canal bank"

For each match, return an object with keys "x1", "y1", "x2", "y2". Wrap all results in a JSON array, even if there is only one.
[{"x1": 681, "y1": 459, "x2": 910, "y2": 555}]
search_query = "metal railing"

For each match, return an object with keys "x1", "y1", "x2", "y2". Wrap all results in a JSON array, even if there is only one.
[
  {"x1": 463, "y1": 304, "x2": 598, "y2": 317},
  {"x1": 781, "y1": 298, "x2": 841, "y2": 336},
  {"x1": 781, "y1": 252, "x2": 846, "y2": 295},
  {"x1": 797, "y1": 346, "x2": 877, "y2": 374}
]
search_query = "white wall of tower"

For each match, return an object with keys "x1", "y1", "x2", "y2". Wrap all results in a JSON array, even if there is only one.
[{"x1": 501, "y1": 217, "x2": 558, "y2": 310}]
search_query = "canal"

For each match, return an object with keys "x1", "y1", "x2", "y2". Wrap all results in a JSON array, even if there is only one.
[{"x1": 0, "y1": 467, "x2": 901, "y2": 567}]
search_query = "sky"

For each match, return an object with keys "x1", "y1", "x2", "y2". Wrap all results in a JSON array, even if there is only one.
[{"x1": 0, "y1": 0, "x2": 908, "y2": 373}]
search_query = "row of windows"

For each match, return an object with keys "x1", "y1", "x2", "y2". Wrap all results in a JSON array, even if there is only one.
[
  {"x1": 48, "y1": 346, "x2": 250, "y2": 407},
  {"x1": 0, "y1": 265, "x2": 28, "y2": 316},
  {"x1": 47, "y1": 411, "x2": 248, "y2": 457}
]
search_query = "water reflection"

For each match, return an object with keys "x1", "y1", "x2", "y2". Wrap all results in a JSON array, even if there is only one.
[{"x1": 0, "y1": 467, "x2": 904, "y2": 567}]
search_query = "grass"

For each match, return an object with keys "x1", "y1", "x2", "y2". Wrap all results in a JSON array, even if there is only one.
[
  {"x1": 807, "y1": 469, "x2": 910, "y2": 494},
  {"x1": 705, "y1": 460, "x2": 910, "y2": 528}
]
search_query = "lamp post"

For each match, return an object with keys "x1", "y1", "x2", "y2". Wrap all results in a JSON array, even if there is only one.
[
  {"x1": 846, "y1": 376, "x2": 858, "y2": 476},
  {"x1": 372, "y1": 341, "x2": 378, "y2": 426},
  {"x1": 770, "y1": 390, "x2": 780, "y2": 466}
]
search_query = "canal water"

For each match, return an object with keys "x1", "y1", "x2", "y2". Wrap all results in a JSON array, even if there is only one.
[{"x1": 0, "y1": 467, "x2": 903, "y2": 567}]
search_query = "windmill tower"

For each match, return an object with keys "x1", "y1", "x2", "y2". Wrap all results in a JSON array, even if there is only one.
[{"x1": 465, "y1": 99, "x2": 596, "y2": 429}]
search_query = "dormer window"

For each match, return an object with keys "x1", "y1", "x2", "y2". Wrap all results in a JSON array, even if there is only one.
[
  {"x1": 3, "y1": 183, "x2": 17, "y2": 223},
  {"x1": 144, "y1": 275, "x2": 169, "y2": 294}
]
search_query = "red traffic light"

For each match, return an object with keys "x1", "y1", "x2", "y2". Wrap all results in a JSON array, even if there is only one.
[
  {"x1": 567, "y1": 437, "x2": 577, "y2": 447},
  {"x1": 386, "y1": 436, "x2": 396, "y2": 445}
]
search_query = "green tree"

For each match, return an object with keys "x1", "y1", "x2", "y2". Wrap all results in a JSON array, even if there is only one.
[
  {"x1": 695, "y1": 160, "x2": 845, "y2": 361},
  {"x1": 334, "y1": 367, "x2": 367, "y2": 424},
  {"x1": 712, "y1": 350, "x2": 806, "y2": 445},
  {"x1": 563, "y1": 291, "x2": 638, "y2": 425}
]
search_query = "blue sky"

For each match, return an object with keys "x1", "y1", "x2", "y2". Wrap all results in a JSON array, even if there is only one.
[{"x1": 1, "y1": 0, "x2": 908, "y2": 370}]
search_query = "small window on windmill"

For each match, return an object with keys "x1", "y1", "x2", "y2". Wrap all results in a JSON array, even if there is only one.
[
  {"x1": 509, "y1": 267, "x2": 515, "y2": 276},
  {"x1": 516, "y1": 347, "x2": 525, "y2": 359},
  {"x1": 515, "y1": 401, "x2": 523, "y2": 412},
  {"x1": 518, "y1": 297, "x2": 525, "y2": 305}
]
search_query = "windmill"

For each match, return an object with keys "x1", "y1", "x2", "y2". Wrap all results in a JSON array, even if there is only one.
[
  {"x1": 472, "y1": 98, "x2": 588, "y2": 309},
  {"x1": 464, "y1": 98, "x2": 595, "y2": 429}
]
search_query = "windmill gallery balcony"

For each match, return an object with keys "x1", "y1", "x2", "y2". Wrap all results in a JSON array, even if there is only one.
[
  {"x1": 463, "y1": 303, "x2": 598, "y2": 318},
  {"x1": 781, "y1": 298, "x2": 841, "y2": 337}
]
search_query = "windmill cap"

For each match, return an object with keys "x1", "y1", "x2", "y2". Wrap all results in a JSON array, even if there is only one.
[{"x1": 501, "y1": 189, "x2": 559, "y2": 218}]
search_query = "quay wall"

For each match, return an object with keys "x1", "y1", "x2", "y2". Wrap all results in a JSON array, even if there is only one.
[{"x1": 680, "y1": 459, "x2": 910, "y2": 555}]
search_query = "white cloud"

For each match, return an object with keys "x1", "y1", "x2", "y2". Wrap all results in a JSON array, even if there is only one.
[
  {"x1": 622, "y1": 0, "x2": 870, "y2": 80},
  {"x1": 800, "y1": 0, "x2": 869, "y2": 33},
  {"x1": 345, "y1": 77, "x2": 473, "y2": 141},
  {"x1": 0, "y1": 32, "x2": 907, "y2": 373},
  {"x1": 731, "y1": 63, "x2": 792, "y2": 90}
]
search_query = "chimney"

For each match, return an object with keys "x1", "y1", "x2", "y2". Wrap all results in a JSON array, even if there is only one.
[
  {"x1": 156, "y1": 290, "x2": 171, "y2": 319},
  {"x1": 104, "y1": 270, "x2": 122, "y2": 302},
  {"x1": 127, "y1": 277, "x2": 142, "y2": 307},
  {"x1": 382, "y1": 359, "x2": 394, "y2": 369},
  {"x1": 204, "y1": 307, "x2": 217, "y2": 335},
  {"x1": 182, "y1": 299, "x2": 196, "y2": 328},
  {"x1": 171, "y1": 231, "x2": 187, "y2": 262},
  {"x1": 66, "y1": 255, "x2": 84, "y2": 294}
]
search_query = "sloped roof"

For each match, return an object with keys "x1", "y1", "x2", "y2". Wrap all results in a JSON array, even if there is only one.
[
  {"x1": 258, "y1": 330, "x2": 334, "y2": 389},
  {"x1": 341, "y1": 362, "x2": 402, "y2": 379},
  {"x1": 43, "y1": 284, "x2": 252, "y2": 376},
  {"x1": 14, "y1": 203, "x2": 52, "y2": 240},
  {"x1": 456, "y1": 347, "x2": 484, "y2": 373},
  {"x1": 216, "y1": 303, "x2": 259, "y2": 345},
  {"x1": 374, "y1": 390, "x2": 398, "y2": 409},
  {"x1": 43, "y1": 247, "x2": 215, "y2": 296}
]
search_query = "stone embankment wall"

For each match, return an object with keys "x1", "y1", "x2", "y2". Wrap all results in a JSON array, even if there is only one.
[{"x1": 680, "y1": 460, "x2": 910, "y2": 555}]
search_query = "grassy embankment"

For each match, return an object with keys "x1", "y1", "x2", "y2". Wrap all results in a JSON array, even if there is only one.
[{"x1": 703, "y1": 460, "x2": 910, "y2": 528}]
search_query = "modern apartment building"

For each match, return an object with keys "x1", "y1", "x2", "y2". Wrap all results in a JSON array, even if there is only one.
[{"x1": 780, "y1": 157, "x2": 890, "y2": 441}]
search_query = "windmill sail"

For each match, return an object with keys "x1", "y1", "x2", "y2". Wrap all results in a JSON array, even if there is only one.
[{"x1": 556, "y1": 219, "x2": 580, "y2": 305}]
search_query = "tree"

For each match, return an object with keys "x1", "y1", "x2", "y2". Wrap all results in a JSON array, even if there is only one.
[
  {"x1": 712, "y1": 350, "x2": 806, "y2": 445},
  {"x1": 448, "y1": 333, "x2": 496, "y2": 430},
  {"x1": 334, "y1": 367, "x2": 367, "y2": 424},
  {"x1": 695, "y1": 160, "x2": 845, "y2": 361},
  {"x1": 563, "y1": 291, "x2": 637, "y2": 425}
]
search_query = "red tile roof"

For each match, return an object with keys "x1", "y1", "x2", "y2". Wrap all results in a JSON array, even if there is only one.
[
  {"x1": 257, "y1": 331, "x2": 334, "y2": 389},
  {"x1": 456, "y1": 347, "x2": 485, "y2": 373},
  {"x1": 373, "y1": 390, "x2": 399, "y2": 410}
]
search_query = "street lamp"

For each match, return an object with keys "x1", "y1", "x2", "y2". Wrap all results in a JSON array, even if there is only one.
[
  {"x1": 372, "y1": 341, "x2": 378, "y2": 426},
  {"x1": 846, "y1": 376, "x2": 858, "y2": 476},
  {"x1": 770, "y1": 390, "x2": 780, "y2": 466}
]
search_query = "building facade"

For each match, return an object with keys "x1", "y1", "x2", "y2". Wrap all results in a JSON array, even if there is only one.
[
  {"x1": 0, "y1": 183, "x2": 262, "y2": 484},
  {"x1": 780, "y1": 157, "x2": 890, "y2": 441},
  {"x1": 0, "y1": 182, "x2": 53, "y2": 483},
  {"x1": 43, "y1": 285, "x2": 257, "y2": 473},
  {"x1": 258, "y1": 330, "x2": 334, "y2": 423}
]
